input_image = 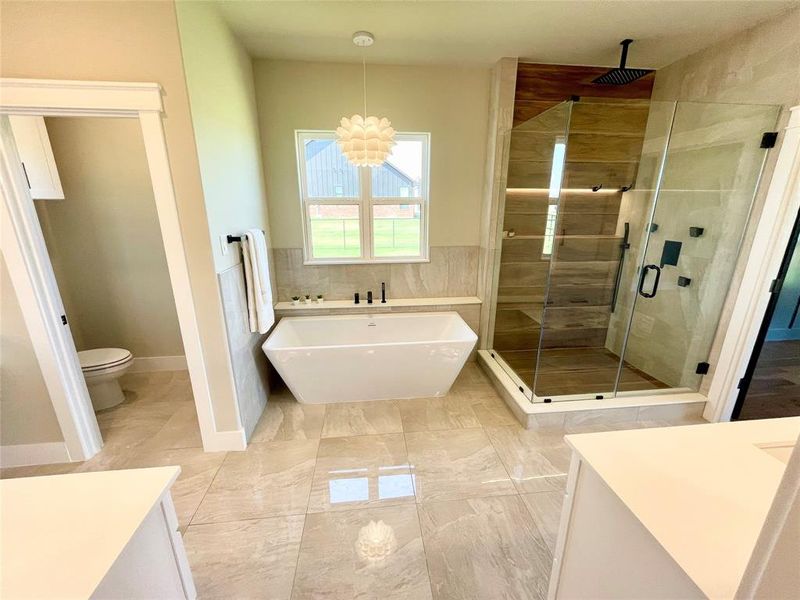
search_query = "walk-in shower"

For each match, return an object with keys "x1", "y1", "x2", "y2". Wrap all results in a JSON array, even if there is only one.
[{"x1": 486, "y1": 97, "x2": 780, "y2": 403}]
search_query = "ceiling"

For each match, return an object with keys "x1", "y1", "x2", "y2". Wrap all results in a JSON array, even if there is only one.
[{"x1": 213, "y1": 0, "x2": 797, "y2": 68}]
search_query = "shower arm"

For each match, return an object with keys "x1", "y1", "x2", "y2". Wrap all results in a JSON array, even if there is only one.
[{"x1": 618, "y1": 39, "x2": 633, "y2": 69}]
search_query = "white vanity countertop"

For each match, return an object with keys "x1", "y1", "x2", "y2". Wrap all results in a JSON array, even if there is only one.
[
  {"x1": 0, "y1": 466, "x2": 180, "y2": 599},
  {"x1": 565, "y1": 417, "x2": 800, "y2": 600}
]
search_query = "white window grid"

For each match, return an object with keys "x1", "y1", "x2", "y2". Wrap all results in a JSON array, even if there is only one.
[{"x1": 295, "y1": 130, "x2": 431, "y2": 265}]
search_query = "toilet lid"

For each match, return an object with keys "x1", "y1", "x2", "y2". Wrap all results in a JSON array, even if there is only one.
[{"x1": 78, "y1": 348, "x2": 133, "y2": 372}]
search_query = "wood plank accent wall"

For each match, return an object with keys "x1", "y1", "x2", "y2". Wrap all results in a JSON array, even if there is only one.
[
  {"x1": 513, "y1": 63, "x2": 655, "y2": 126},
  {"x1": 494, "y1": 63, "x2": 654, "y2": 360}
]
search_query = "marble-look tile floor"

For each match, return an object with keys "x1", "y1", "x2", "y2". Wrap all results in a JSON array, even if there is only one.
[{"x1": 1, "y1": 365, "x2": 705, "y2": 599}]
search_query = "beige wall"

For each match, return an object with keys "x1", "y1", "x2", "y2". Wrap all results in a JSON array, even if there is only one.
[
  {"x1": 0, "y1": 257, "x2": 64, "y2": 446},
  {"x1": 650, "y1": 6, "x2": 800, "y2": 107},
  {"x1": 175, "y1": 2, "x2": 274, "y2": 438},
  {"x1": 175, "y1": 1, "x2": 273, "y2": 276},
  {"x1": 35, "y1": 117, "x2": 183, "y2": 358},
  {"x1": 0, "y1": 0, "x2": 241, "y2": 432},
  {"x1": 253, "y1": 59, "x2": 490, "y2": 249}
]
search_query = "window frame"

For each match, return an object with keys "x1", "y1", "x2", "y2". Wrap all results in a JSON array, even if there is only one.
[{"x1": 295, "y1": 130, "x2": 431, "y2": 265}]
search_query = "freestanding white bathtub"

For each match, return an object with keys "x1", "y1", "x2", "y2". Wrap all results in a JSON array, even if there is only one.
[{"x1": 262, "y1": 312, "x2": 477, "y2": 404}]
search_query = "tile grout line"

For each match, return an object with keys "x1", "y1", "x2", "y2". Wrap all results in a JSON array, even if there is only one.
[
  {"x1": 184, "y1": 451, "x2": 230, "y2": 531},
  {"x1": 474, "y1": 383, "x2": 521, "y2": 500},
  {"x1": 401, "y1": 405, "x2": 437, "y2": 599},
  {"x1": 184, "y1": 511, "x2": 308, "y2": 528},
  {"x1": 414, "y1": 501, "x2": 437, "y2": 600},
  {"x1": 287, "y1": 402, "x2": 328, "y2": 600}
]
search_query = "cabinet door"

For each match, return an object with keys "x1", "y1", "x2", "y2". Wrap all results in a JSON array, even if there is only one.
[{"x1": 8, "y1": 115, "x2": 64, "y2": 200}]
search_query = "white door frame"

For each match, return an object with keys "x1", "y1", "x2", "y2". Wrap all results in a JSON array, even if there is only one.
[
  {"x1": 0, "y1": 78, "x2": 227, "y2": 460},
  {"x1": 705, "y1": 105, "x2": 800, "y2": 422}
]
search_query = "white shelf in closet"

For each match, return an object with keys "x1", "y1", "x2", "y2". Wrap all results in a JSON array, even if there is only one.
[{"x1": 8, "y1": 115, "x2": 64, "y2": 200}]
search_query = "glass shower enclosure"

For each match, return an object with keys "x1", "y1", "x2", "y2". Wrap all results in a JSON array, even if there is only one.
[{"x1": 488, "y1": 98, "x2": 780, "y2": 402}]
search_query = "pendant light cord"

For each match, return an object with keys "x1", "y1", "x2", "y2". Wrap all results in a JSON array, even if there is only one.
[{"x1": 362, "y1": 50, "x2": 367, "y2": 118}]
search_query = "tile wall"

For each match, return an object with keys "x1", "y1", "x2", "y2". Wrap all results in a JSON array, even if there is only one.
[
  {"x1": 219, "y1": 264, "x2": 271, "y2": 439},
  {"x1": 272, "y1": 246, "x2": 479, "y2": 302}
]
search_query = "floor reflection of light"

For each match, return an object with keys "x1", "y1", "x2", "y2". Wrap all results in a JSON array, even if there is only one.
[
  {"x1": 329, "y1": 478, "x2": 369, "y2": 504},
  {"x1": 378, "y1": 474, "x2": 414, "y2": 500},
  {"x1": 329, "y1": 467, "x2": 368, "y2": 475},
  {"x1": 355, "y1": 520, "x2": 397, "y2": 563}
]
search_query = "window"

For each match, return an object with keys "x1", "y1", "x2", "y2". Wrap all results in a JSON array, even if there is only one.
[
  {"x1": 296, "y1": 131, "x2": 430, "y2": 263},
  {"x1": 542, "y1": 203, "x2": 559, "y2": 257}
]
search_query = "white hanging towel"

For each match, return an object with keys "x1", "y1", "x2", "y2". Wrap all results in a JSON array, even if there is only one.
[{"x1": 241, "y1": 229, "x2": 275, "y2": 334}]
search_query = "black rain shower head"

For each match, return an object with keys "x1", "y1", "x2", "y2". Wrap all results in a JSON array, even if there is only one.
[{"x1": 592, "y1": 39, "x2": 653, "y2": 85}]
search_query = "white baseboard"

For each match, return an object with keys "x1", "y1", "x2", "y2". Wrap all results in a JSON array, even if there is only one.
[
  {"x1": 0, "y1": 441, "x2": 71, "y2": 468},
  {"x1": 129, "y1": 355, "x2": 187, "y2": 373},
  {"x1": 203, "y1": 428, "x2": 248, "y2": 452}
]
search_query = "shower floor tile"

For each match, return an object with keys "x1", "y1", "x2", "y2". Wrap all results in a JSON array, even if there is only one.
[
  {"x1": 497, "y1": 347, "x2": 668, "y2": 396},
  {"x1": 0, "y1": 363, "x2": 705, "y2": 599}
]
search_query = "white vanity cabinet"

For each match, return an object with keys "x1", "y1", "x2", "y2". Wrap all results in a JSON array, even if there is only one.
[
  {"x1": 8, "y1": 115, "x2": 64, "y2": 200},
  {"x1": 548, "y1": 418, "x2": 800, "y2": 600},
  {"x1": 0, "y1": 466, "x2": 196, "y2": 599}
]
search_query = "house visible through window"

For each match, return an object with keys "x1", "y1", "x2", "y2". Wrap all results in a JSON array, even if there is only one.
[
  {"x1": 542, "y1": 203, "x2": 559, "y2": 257},
  {"x1": 296, "y1": 131, "x2": 430, "y2": 263}
]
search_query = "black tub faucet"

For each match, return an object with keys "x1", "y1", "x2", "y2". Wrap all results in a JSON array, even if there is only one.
[
  {"x1": 367, "y1": 291, "x2": 373, "y2": 304},
  {"x1": 354, "y1": 292, "x2": 360, "y2": 304},
  {"x1": 381, "y1": 282, "x2": 387, "y2": 303}
]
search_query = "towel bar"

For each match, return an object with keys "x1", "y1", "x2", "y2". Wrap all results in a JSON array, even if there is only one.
[{"x1": 227, "y1": 229, "x2": 264, "y2": 244}]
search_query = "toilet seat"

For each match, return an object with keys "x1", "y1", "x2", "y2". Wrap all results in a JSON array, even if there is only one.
[{"x1": 78, "y1": 348, "x2": 133, "y2": 373}]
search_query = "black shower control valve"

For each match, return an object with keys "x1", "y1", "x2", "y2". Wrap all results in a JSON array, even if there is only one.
[
  {"x1": 677, "y1": 276, "x2": 692, "y2": 287},
  {"x1": 660, "y1": 240, "x2": 682, "y2": 267},
  {"x1": 689, "y1": 227, "x2": 704, "y2": 238}
]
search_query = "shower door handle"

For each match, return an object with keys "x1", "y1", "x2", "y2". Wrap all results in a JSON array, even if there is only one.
[{"x1": 638, "y1": 264, "x2": 661, "y2": 298}]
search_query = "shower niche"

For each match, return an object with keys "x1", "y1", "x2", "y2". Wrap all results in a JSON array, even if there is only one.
[{"x1": 487, "y1": 94, "x2": 779, "y2": 403}]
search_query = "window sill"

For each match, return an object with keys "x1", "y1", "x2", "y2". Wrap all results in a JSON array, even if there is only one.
[{"x1": 303, "y1": 257, "x2": 431, "y2": 266}]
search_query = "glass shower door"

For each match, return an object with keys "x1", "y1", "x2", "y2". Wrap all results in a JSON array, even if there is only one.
[
  {"x1": 532, "y1": 99, "x2": 653, "y2": 400},
  {"x1": 491, "y1": 101, "x2": 572, "y2": 398},
  {"x1": 614, "y1": 101, "x2": 781, "y2": 394}
]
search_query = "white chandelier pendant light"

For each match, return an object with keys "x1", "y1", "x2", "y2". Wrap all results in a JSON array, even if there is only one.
[
  {"x1": 337, "y1": 115, "x2": 395, "y2": 167},
  {"x1": 336, "y1": 31, "x2": 396, "y2": 167}
]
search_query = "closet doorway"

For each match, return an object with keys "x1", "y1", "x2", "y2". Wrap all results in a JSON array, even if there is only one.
[{"x1": 1, "y1": 79, "x2": 217, "y2": 461}]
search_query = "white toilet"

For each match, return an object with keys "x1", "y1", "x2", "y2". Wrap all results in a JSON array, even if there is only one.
[{"x1": 78, "y1": 348, "x2": 134, "y2": 411}]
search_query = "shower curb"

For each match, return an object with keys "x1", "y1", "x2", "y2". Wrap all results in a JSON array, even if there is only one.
[{"x1": 477, "y1": 350, "x2": 707, "y2": 430}]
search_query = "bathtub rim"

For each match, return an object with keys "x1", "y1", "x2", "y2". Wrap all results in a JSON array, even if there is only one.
[{"x1": 262, "y1": 310, "x2": 478, "y2": 353}]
